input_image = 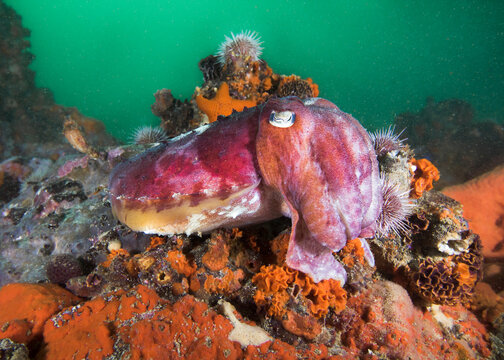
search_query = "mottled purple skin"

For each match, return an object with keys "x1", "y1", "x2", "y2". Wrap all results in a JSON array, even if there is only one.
[
  {"x1": 109, "y1": 97, "x2": 382, "y2": 284},
  {"x1": 256, "y1": 98, "x2": 381, "y2": 283}
]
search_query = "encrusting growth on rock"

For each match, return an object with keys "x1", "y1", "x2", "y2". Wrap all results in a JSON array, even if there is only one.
[{"x1": 196, "y1": 82, "x2": 257, "y2": 123}]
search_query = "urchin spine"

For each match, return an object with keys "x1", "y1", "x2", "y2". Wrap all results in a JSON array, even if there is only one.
[
  {"x1": 370, "y1": 125, "x2": 405, "y2": 157},
  {"x1": 132, "y1": 126, "x2": 168, "y2": 145},
  {"x1": 376, "y1": 178, "x2": 414, "y2": 237},
  {"x1": 217, "y1": 30, "x2": 263, "y2": 65}
]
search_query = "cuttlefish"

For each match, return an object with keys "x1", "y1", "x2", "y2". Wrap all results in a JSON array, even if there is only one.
[{"x1": 109, "y1": 97, "x2": 382, "y2": 284}]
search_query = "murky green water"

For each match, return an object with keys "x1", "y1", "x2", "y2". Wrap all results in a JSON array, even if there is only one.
[{"x1": 5, "y1": 0, "x2": 504, "y2": 141}]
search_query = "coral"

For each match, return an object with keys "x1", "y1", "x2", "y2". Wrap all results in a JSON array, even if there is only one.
[
  {"x1": 34, "y1": 178, "x2": 88, "y2": 218},
  {"x1": 46, "y1": 254, "x2": 84, "y2": 285},
  {"x1": 202, "y1": 231, "x2": 230, "y2": 271},
  {"x1": 195, "y1": 32, "x2": 320, "y2": 108},
  {"x1": 270, "y1": 230, "x2": 289, "y2": 264},
  {"x1": 198, "y1": 55, "x2": 222, "y2": 83},
  {"x1": 145, "y1": 235, "x2": 166, "y2": 251},
  {"x1": 165, "y1": 249, "x2": 197, "y2": 277},
  {"x1": 410, "y1": 158, "x2": 440, "y2": 198},
  {"x1": 253, "y1": 265, "x2": 346, "y2": 320},
  {"x1": 56, "y1": 155, "x2": 89, "y2": 178},
  {"x1": 280, "y1": 310, "x2": 322, "y2": 341},
  {"x1": 436, "y1": 304, "x2": 492, "y2": 358},
  {"x1": 443, "y1": 164, "x2": 504, "y2": 259},
  {"x1": 101, "y1": 248, "x2": 131, "y2": 268},
  {"x1": 38, "y1": 284, "x2": 331, "y2": 360},
  {"x1": 371, "y1": 189, "x2": 484, "y2": 308},
  {"x1": 0, "y1": 147, "x2": 128, "y2": 285},
  {"x1": 277, "y1": 75, "x2": 319, "y2": 99},
  {"x1": 409, "y1": 237, "x2": 483, "y2": 305},
  {"x1": 196, "y1": 82, "x2": 257, "y2": 123},
  {"x1": 41, "y1": 290, "x2": 126, "y2": 359},
  {"x1": 226, "y1": 61, "x2": 277, "y2": 103},
  {"x1": 1, "y1": 24, "x2": 497, "y2": 358},
  {"x1": 338, "y1": 238, "x2": 366, "y2": 268},
  {"x1": 204, "y1": 267, "x2": 244, "y2": 295},
  {"x1": 332, "y1": 280, "x2": 490, "y2": 359},
  {"x1": 151, "y1": 88, "x2": 197, "y2": 137},
  {"x1": 0, "y1": 283, "x2": 80, "y2": 345},
  {"x1": 413, "y1": 191, "x2": 477, "y2": 256}
]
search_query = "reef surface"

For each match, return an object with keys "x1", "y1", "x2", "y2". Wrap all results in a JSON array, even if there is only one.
[{"x1": 0, "y1": 5, "x2": 503, "y2": 359}]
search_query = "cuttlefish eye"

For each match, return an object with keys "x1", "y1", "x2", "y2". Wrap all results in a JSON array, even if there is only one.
[{"x1": 269, "y1": 110, "x2": 295, "y2": 128}]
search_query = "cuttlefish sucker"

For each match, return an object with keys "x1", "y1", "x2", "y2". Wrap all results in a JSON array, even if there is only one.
[{"x1": 109, "y1": 97, "x2": 382, "y2": 284}]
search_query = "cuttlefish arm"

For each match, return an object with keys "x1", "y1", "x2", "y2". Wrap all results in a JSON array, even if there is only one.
[{"x1": 256, "y1": 97, "x2": 381, "y2": 284}]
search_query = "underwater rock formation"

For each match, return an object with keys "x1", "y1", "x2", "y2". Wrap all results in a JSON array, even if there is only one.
[
  {"x1": 0, "y1": 0, "x2": 120, "y2": 286},
  {"x1": 151, "y1": 88, "x2": 196, "y2": 137},
  {"x1": 395, "y1": 97, "x2": 504, "y2": 187},
  {"x1": 0, "y1": 2, "x2": 116, "y2": 160},
  {"x1": 0, "y1": 21, "x2": 498, "y2": 358},
  {"x1": 443, "y1": 164, "x2": 504, "y2": 260},
  {"x1": 152, "y1": 30, "x2": 320, "y2": 135},
  {"x1": 0, "y1": 280, "x2": 491, "y2": 359}
]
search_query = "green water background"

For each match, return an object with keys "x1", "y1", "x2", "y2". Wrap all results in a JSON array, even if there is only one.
[{"x1": 5, "y1": 0, "x2": 504, "y2": 141}]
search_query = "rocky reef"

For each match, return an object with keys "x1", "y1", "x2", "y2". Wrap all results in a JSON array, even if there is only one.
[
  {"x1": 395, "y1": 97, "x2": 504, "y2": 188},
  {"x1": 0, "y1": 5, "x2": 502, "y2": 358}
]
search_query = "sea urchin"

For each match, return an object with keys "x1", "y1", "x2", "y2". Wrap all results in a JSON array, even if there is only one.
[
  {"x1": 217, "y1": 30, "x2": 263, "y2": 66},
  {"x1": 376, "y1": 179, "x2": 414, "y2": 237},
  {"x1": 370, "y1": 125, "x2": 405, "y2": 157},
  {"x1": 132, "y1": 126, "x2": 168, "y2": 145}
]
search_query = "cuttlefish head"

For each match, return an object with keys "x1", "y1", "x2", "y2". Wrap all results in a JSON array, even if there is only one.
[{"x1": 256, "y1": 97, "x2": 382, "y2": 284}]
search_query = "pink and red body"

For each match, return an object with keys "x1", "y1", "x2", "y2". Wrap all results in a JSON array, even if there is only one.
[{"x1": 109, "y1": 97, "x2": 382, "y2": 284}]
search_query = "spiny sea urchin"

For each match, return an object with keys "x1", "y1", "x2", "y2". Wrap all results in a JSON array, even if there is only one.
[
  {"x1": 370, "y1": 125, "x2": 405, "y2": 157},
  {"x1": 132, "y1": 126, "x2": 168, "y2": 145},
  {"x1": 376, "y1": 178, "x2": 414, "y2": 237},
  {"x1": 217, "y1": 30, "x2": 263, "y2": 65}
]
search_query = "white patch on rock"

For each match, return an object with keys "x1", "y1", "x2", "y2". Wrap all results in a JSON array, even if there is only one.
[
  {"x1": 436, "y1": 231, "x2": 469, "y2": 255},
  {"x1": 430, "y1": 304, "x2": 454, "y2": 331},
  {"x1": 220, "y1": 300, "x2": 272, "y2": 347}
]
